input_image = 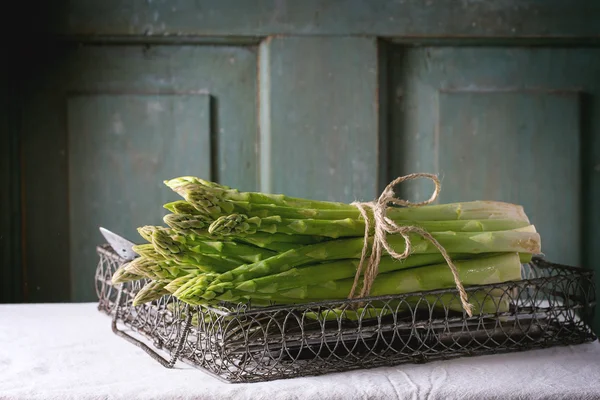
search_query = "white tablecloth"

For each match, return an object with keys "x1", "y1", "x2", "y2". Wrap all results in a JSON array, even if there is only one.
[{"x1": 1, "y1": 303, "x2": 600, "y2": 400}]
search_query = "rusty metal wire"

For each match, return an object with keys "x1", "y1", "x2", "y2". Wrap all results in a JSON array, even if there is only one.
[{"x1": 95, "y1": 245, "x2": 597, "y2": 383}]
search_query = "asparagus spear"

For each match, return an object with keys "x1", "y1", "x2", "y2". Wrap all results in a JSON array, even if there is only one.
[
  {"x1": 124, "y1": 256, "x2": 199, "y2": 281},
  {"x1": 166, "y1": 178, "x2": 529, "y2": 222},
  {"x1": 234, "y1": 254, "x2": 472, "y2": 294},
  {"x1": 165, "y1": 213, "x2": 329, "y2": 250},
  {"x1": 234, "y1": 235, "x2": 327, "y2": 252},
  {"x1": 145, "y1": 227, "x2": 284, "y2": 273},
  {"x1": 111, "y1": 262, "x2": 144, "y2": 284},
  {"x1": 234, "y1": 251, "x2": 533, "y2": 297},
  {"x1": 163, "y1": 200, "x2": 205, "y2": 215},
  {"x1": 164, "y1": 271, "x2": 205, "y2": 294},
  {"x1": 132, "y1": 280, "x2": 170, "y2": 305},
  {"x1": 150, "y1": 227, "x2": 277, "y2": 263},
  {"x1": 208, "y1": 227, "x2": 538, "y2": 289},
  {"x1": 280, "y1": 253, "x2": 521, "y2": 300},
  {"x1": 134, "y1": 240, "x2": 240, "y2": 273},
  {"x1": 165, "y1": 177, "x2": 354, "y2": 210},
  {"x1": 169, "y1": 181, "x2": 529, "y2": 222},
  {"x1": 172, "y1": 273, "x2": 221, "y2": 305},
  {"x1": 132, "y1": 243, "x2": 165, "y2": 260},
  {"x1": 179, "y1": 226, "x2": 537, "y2": 303},
  {"x1": 123, "y1": 176, "x2": 540, "y2": 309},
  {"x1": 205, "y1": 253, "x2": 521, "y2": 304},
  {"x1": 208, "y1": 213, "x2": 531, "y2": 238},
  {"x1": 162, "y1": 213, "x2": 215, "y2": 237}
]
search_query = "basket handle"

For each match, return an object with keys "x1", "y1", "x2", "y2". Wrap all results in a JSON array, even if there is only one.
[{"x1": 112, "y1": 286, "x2": 192, "y2": 368}]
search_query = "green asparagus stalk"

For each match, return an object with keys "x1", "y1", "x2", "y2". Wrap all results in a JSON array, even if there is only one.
[
  {"x1": 111, "y1": 262, "x2": 144, "y2": 284},
  {"x1": 169, "y1": 181, "x2": 529, "y2": 223},
  {"x1": 197, "y1": 227, "x2": 539, "y2": 300},
  {"x1": 166, "y1": 176, "x2": 230, "y2": 190},
  {"x1": 233, "y1": 254, "x2": 471, "y2": 294},
  {"x1": 164, "y1": 271, "x2": 205, "y2": 293},
  {"x1": 132, "y1": 280, "x2": 170, "y2": 305},
  {"x1": 166, "y1": 178, "x2": 529, "y2": 223},
  {"x1": 233, "y1": 252, "x2": 533, "y2": 297},
  {"x1": 235, "y1": 235, "x2": 327, "y2": 252},
  {"x1": 132, "y1": 244, "x2": 166, "y2": 260},
  {"x1": 163, "y1": 200, "x2": 206, "y2": 215},
  {"x1": 148, "y1": 227, "x2": 306, "y2": 272},
  {"x1": 208, "y1": 213, "x2": 531, "y2": 238},
  {"x1": 150, "y1": 227, "x2": 276, "y2": 263},
  {"x1": 165, "y1": 177, "x2": 353, "y2": 210},
  {"x1": 121, "y1": 176, "x2": 541, "y2": 311},
  {"x1": 137, "y1": 226, "x2": 155, "y2": 242},
  {"x1": 179, "y1": 224, "x2": 535, "y2": 303},
  {"x1": 165, "y1": 213, "x2": 329, "y2": 251},
  {"x1": 162, "y1": 213, "x2": 214, "y2": 237},
  {"x1": 207, "y1": 213, "x2": 270, "y2": 235},
  {"x1": 124, "y1": 256, "x2": 199, "y2": 281},
  {"x1": 172, "y1": 273, "x2": 221, "y2": 305},
  {"x1": 278, "y1": 253, "x2": 522, "y2": 301},
  {"x1": 133, "y1": 241, "x2": 240, "y2": 273},
  {"x1": 205, "y1": 253, "x2": 521, "y2": 304}
]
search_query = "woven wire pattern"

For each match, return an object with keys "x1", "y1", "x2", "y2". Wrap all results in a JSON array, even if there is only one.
[{"x1": 96, "y1": 245, "x2": 597, "y2": 383}]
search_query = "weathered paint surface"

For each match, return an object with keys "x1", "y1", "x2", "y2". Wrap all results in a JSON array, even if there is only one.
[
  {"x1": 68, "y1": 94, "x2": 211, "y2": 300},
  {"x1": 389, "y1": 46, "x2": 600, "y2": 330},
  {"x1": 20, "y1": 44, "x2": 258, "y2": 301},
  {"x1": 41, "y1": 0, "x2": 600, "y2": 38},
  {"x1": 438, "y1": 91, "x2": 580, "y2": 265},
  {"x1": 259, "y1": 36, "x2": 381, "y2": 203},
  {"x1": 5, "y1": 2, "x2": 599, "y2": 339}
]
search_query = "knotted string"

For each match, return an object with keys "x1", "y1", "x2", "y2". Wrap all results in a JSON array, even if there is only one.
[{"x1": 348, "y1": 173, "x2": 473, "y2": 317}]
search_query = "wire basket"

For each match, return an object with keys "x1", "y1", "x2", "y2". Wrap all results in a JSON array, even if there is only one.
[{"x1": 96, "y1": 245, "x2": 597, "y2": 383}]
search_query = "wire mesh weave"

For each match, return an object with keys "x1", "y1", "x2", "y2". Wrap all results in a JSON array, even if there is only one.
[{"x1": 96, "y1": 245, "x2": 597, "y2": 383}]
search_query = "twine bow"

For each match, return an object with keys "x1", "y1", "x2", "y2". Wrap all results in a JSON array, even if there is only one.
[{"x1": 348, "y1": 173, "x2": 473, "y2": 317}]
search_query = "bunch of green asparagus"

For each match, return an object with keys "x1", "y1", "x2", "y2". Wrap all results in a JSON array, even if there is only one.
[{"x1": 112, "y1": 176, "x2": 541, "y2": 315}]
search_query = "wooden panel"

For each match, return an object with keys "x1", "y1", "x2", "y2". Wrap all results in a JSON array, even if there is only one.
[
  {"x1": 67, "y1": 94, "x2": 210, "y2": 300},
  {"x1": 43, "y1": 0, "x2": 599, "y2": 39},
  {"x1": 438, "y1": 91, "x2": 580, "y2": 265},
  {"x1": 259, "y1": 36, "x2": 381, "y2": 202},
  {"x1": 389, "y1": 46, "x2": 600, "y2": 330},
  {"x1": 21, "y1": 44, "x2": 257, "y2": 302}
]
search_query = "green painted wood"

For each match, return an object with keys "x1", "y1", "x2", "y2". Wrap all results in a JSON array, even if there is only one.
[
  {"x1": 42, "y1": 0, "x2": 600, "y2": 38},
  {"x1": 438, "y1": 91, "x2": 580, "y2": 265},
  {"x1": 68, "y1": 94, "x2": 210, "y2": 300},
  {"x1": 259, "y1": 36, "x2": 382, "y2": 202},
  {"x1": 21, "y1": 44, "x2": 258, "y2": 302},
  {"x1": 388, "y1": 46, "x2": 600, "y2": 330}
]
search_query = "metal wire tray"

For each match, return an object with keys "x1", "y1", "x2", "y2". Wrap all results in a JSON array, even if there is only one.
[{"x1": 96, "y1": 244, "x2": 597, "y2": 383}]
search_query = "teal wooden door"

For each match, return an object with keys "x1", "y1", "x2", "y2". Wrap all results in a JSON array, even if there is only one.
[
  {"x1": 19, "y1": 44, "x2": 258, "y2": 301},
  {"x1": 4, "y1": 0, "x2": 598, "y2": 332},
  {"x1": 388, "y1": 47, "x2": 600, "y2": 269}
]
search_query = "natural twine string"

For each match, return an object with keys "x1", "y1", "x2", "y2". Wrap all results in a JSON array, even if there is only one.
[{"x1": 348, "y1": 173, "x2": 473, "y2": 317}]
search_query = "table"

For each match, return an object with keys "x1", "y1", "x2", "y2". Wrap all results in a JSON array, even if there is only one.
[{"x1": 1, "y1": 303, "x2": 600, "y2": 400}]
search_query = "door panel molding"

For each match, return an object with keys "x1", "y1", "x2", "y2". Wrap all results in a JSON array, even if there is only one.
[
  {"x1": 389, "y1": 46, "x2": 600, "y2": 332},
  {"x1": 19, "y1": 44, "x2": 258, "y2": 301},
  {"x1": 258, "y1": 36, "x2": 383, "y2": 202}
]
